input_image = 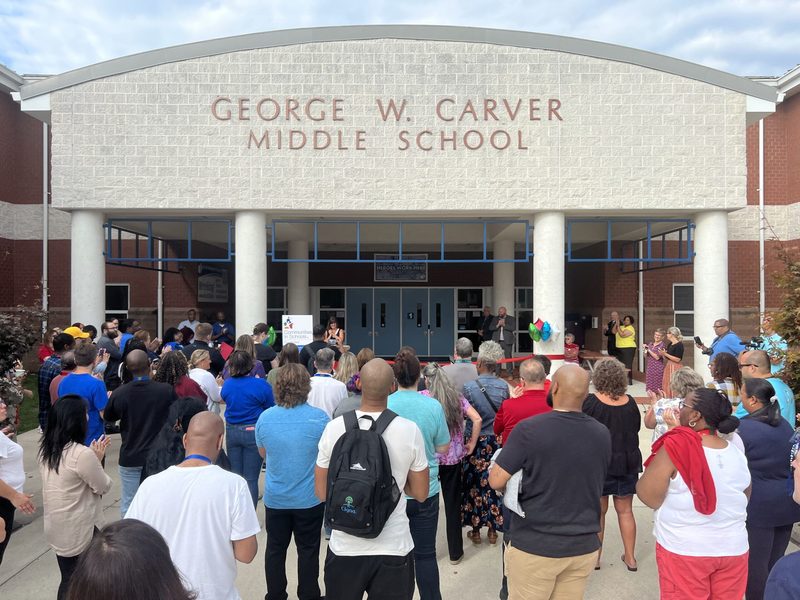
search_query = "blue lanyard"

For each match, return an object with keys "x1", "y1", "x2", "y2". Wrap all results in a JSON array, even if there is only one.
[
  {"x1": 314, "y1": 373, "x2": 332, "y2": 378},
  {"x1": 183, "y1": 454, "x2": 212, "y2": 464}
]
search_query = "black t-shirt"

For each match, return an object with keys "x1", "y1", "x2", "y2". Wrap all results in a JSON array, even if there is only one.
[
  {"x1": 181, "y1": 341, "x2": 225, "y2": 377},
  {"x1": 104, "y1": 380, "x2": 177, "y2": 467},
  {"x1": 495, "y1": 410, "x2": 611, "y2": 558},
  {"x1": 299, "y1": 340, "x2": 341, "y2": 375},
  {"x1": 666, "y1": 342, "x2": 684, "y2": 359},
  {"x1": 255, "y1": 343, "x2": 277, "y2": 374}
]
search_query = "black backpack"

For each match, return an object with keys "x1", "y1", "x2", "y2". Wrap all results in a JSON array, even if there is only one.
[{"x1": 325, "y1": 410, "x2": 401, "y2": 539}]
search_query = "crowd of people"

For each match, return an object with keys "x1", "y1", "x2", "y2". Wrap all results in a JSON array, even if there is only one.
[{"x1": 0, "y1": 308, "x2": 798, "y2": 600}]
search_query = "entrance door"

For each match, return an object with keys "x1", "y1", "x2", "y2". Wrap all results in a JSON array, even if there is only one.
[
  {"x1": 373, "y1": 288, "x2": 401, "y2": 357},
  {"x1": 428, "y1": 288, "x2": 455, "y2": 356},
  {"x1": 401, "y1": 288, "x2": 430, "y2": 355},
  {"x1": 345, "y1": 288, "x2": 373, "y2": 356}
]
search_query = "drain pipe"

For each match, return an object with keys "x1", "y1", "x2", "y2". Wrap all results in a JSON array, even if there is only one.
[
  {"x1": 157, "y1": 240, "x2": 164, "y2": 338},
  {"x1": 41, "y1": 121, "x2": 49, "y2": 328},
  {"x1": 638, "y1": 240, "x2": 645, "y2": 374},
  {"x1": 758, "y1": 119, "x2": 766, "y2": 320}
]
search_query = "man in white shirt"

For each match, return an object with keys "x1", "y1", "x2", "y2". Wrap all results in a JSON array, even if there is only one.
[
  {"x1": 177, "y1": 309, "x2": 200, "y2": 333},
  {"x1": 307, "y1": 347, "x2": 349, "y2": 418},
  {"x1": 315, "y1": 358, "x2": 429, "y2": 600},
  {"x1": 126, "y1": 412, "x2": 260, "y2": 600}
]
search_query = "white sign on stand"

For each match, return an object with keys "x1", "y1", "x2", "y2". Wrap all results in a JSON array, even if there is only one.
[{"x1": 282, "y1": 315, "x2": 314, "y2": 347}]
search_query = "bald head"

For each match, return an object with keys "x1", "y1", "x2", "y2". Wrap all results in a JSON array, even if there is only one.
[
  {"x1": 183, "y1": 412, "x2": 224, "y2": 460},
  {"x1": 359, "y1": 358, "x2": 395, "y2": 406},
  {"x1": 519, "y1": 359, "x2": 545, "y2": 387},
  {"x1": 551, "y1": 364, "x2": 590, "y2": 411},
  {"x1": 125, "y1": 349, "x2": 150, "y2": 377},
  {"x1": 743, "y1": 350, "x2": 771, "y2": 375}
]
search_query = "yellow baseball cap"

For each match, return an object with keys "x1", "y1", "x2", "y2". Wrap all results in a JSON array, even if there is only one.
[{"x1": 63, "y1": 326, "x2": 90, "y2": 339}]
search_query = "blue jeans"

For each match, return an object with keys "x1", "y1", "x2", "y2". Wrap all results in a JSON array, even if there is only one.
[
  {"x1": 226, "y1": 423, "x2": 261, "y2": 506},
  {"x1": 406, "y1": 494, "x2": 441, "y2": 600},
  {"x1": 119, "y1": 465, "x2": 143, "y2": 517}
]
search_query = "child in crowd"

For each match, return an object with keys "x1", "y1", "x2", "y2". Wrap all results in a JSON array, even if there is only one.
[{"x1": 564, "y1": 333, "x2": 580, "y2": 364}]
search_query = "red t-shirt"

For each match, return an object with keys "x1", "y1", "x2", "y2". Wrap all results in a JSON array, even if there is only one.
[
  {"x1": 494, "y1": 388, "x2": 551, "y2": 442},
  {"x1": 564, "y1": 343, "x2": 580, "y2": 363},
  {"x1": 38, "y1": 344, "x2": 54, "y2": 364}
]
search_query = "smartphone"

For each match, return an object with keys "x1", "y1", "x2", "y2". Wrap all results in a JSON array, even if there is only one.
[{"x1": 694, "y1": 336, "x2": 703, "y2": 346}]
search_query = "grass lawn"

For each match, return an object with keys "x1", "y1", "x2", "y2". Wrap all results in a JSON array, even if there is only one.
[{"x1": 18, "y1": 374, "x2": 40, "y2": 434}]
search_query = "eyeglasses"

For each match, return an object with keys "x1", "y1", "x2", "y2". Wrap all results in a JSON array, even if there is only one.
[
  {"x1": 713, "y1": 325, "x2": 724, "y2": 329},
  {"x1": 738, "y1": 363, "x2": 755, "y2": 369},
  {"x1": 678, "y1": 400, "x2": 695, "y2": 410}
]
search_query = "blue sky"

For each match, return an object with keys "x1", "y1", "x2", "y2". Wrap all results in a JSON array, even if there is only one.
[{"x1": 0, "y1": 0, "x2": 798, "y2": 77}]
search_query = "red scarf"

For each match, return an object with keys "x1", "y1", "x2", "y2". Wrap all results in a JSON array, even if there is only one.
[{"x1": 644, "y1": 426, "x2": 717, "y2": 515}]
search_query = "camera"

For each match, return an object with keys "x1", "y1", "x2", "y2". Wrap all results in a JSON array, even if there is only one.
[{"x1": 744, "y1": 336, "x2": 763, "y2": 350}]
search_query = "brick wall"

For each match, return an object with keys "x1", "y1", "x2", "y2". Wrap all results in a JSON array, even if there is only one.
[{"x1": 0, "y1": 92, "x2": 46, "y2": 205}]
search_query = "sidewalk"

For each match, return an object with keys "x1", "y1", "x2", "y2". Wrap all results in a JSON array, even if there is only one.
[{"x1": 2, "y1": 390, "x2": 796, "y2": 599}]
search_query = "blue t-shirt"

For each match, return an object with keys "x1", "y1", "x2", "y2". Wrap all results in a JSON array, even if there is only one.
[
  {"x1": 388, "y1": 390, "x2": 450, "y2": 498},
  {"x1": 708, "y1": 331, "x2": 745, "y2": 364},
  {"x1": 58, "y1": 373, "x2": 108, "y2": 446},
  {"x1": 735, "y1": 377, "x2": 796, "y2": 426},
  {"x1": 255, "y1": 403, "x2": 329, "y2": 509},
  {"x1": 221, "y1": 376, "x2": 274, "y2": 424},
  {"x1": 765, "y1": 551, "x2": 800, "y2": 600}
]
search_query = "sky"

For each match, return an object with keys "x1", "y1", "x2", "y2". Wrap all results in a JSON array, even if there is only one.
[{"x1": 0, "y1": 0, "x2": 798, "y2": 77}]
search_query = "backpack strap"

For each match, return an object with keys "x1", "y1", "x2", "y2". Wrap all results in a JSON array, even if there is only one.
[
  {"x1": 343, "y1": 410, "x2": 360, "y2": 431},
  {"x1": 373, "y1": 409, "x2": 397, "y2": 436}
]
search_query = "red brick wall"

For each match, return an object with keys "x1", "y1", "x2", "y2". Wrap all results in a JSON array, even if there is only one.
[{"x1": 0, "y1": 92, "x2": 47, "y2": 205}]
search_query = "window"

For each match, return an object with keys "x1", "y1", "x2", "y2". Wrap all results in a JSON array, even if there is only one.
[
  {"x1": 266, "y1": 287, "x2": 287, "y2": 348},
  {"x1": 516, "y1": 287, "x2": 533, "y2": 354},
  {"x1": 456, "y1": 288, "x2": 484, "y2": 350},
  {"x1": 673, "y1": 284, "x2": 693, "y2": 337},
  {"x1": 105, "y1": 284, "x2": 129, "y2": 322},
  {"x1": 318, "y1": 288, "x2": 345, "y2": 333}
]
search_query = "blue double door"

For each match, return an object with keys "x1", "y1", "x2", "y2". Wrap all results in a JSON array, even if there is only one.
[{"x1": 346, "y1": 288, "x2": 454, "y2": 357}]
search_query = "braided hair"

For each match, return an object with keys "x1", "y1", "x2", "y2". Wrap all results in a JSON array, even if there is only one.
[{"x1": 154, "y1": 351, "x2": 190, "y2": 386}]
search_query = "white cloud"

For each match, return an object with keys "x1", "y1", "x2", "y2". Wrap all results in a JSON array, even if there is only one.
[{"x1": 0, "y1": 0, "x2": 798, "y2": 76}]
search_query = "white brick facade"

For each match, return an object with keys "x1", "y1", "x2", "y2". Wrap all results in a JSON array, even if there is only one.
[{"x1": 49, "y1": 40, "x2": 747, "y2": 214}]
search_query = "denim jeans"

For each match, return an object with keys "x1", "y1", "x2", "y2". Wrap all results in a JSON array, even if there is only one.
[
  {"x1": 226, "y1": 423, "x2": 262, "y2": 506},
  {"x1": 118, "y1": 465, "x2": 143, "y2": 517},
  {"x1": 406, "y1": 494, "x2": 442, "y2": 600}
]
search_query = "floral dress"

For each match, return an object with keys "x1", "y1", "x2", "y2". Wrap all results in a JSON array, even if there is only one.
[{"x1": 644, "y1": 340, "x2": 666, "y2": 393}]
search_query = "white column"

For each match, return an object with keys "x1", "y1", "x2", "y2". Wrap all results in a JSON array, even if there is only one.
[
  {"x1": 533, "y1": 212, "x2": 565, "y2": 369},
  {"x1": 493, "y1": 239, "x2": 515, "y2": 319},
  {"x1": 693, "y1": 211, "x2": 729, "y2": 380},
  {"x1": 287, "y1": 239, "x2": 310, "y2": 314},
  {"x1": 71, "y1": 210, "x2": 106, "y2": 328},
  {"x1": 235, "y1": 211, "x2": 267, "y2": 336}
]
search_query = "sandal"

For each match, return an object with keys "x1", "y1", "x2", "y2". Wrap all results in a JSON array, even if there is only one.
[
  {"x1": 621, "y1": 555, "x2": 638, "y2": 572},
  {"x1": 466, "y1": 529, "x2": 482, "y2": 545}
]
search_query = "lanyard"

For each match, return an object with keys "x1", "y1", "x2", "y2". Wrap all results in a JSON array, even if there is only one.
[
  {"x1": 183, "y1": 454, "x2": 212, "y2": 464},
  {"x1": 314, "y1": 373, "x2": 333, "y2": 378}
]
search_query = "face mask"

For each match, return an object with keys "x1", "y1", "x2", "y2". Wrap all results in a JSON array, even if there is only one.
[{"x1": 546, "y1": 389, "x2": 554, "y2": 407}]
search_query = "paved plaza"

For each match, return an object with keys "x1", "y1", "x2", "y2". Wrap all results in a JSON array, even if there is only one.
[{"x1": 5, "y1": 382, "x2": 795, "y2": 599}]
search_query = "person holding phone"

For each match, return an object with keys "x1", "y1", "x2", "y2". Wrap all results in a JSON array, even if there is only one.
[
  {"x1": 695, "y1": 319, "x2": 745, "y2": 363},
  {"x1": 659, "y1": 327, "x2": 684, "y2": 397},
  {"x1": 643, "y1": 328, "x2": 666, "y2": 394}
]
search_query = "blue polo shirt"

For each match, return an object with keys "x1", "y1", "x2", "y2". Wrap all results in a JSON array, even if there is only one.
[
  {"x1": 58, "y1": 373, "x2": 108, "y2": 446},
  {"x1": 255, "y1": 403, "x2": 329, "y2": 509},
  {"x1": 388, "y1": 390, "x2": 450, "y2": 498}
]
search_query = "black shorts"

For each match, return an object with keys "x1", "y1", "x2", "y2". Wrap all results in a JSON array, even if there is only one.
[{"x1": 602, "y1": 473, "x2": 639, "y2": 497}]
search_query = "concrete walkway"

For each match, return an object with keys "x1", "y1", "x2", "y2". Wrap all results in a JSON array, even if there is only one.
[{"x1": 2, "y1": 384, "x2": 796, "y2": 599}]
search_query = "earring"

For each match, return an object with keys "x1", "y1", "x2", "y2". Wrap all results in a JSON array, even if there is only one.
[{"x1": 689, "y1": 421, "x2": 697, "y2": 428}]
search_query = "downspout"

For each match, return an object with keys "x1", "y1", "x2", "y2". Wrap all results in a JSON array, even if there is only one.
[
  {"x1": 42, "y1": 121, "x2": 49, "y2": 327},
  {"x1": 157, "y1": 240, "x2": 164, "y2": 338},
  {"x1": 758, "y1": 119, "x2": 766, "y2": 320},
  {"x1": 638, "y1": 240, "x2": 644, "y2": 374}
]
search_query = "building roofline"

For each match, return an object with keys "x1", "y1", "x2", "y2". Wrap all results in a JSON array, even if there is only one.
[
  {"x1": 0, "y1": 63, "x2": 25, "y2": 94},
  {"x1": 18, "y1": 25, "x2": 777, "y2": 101}
]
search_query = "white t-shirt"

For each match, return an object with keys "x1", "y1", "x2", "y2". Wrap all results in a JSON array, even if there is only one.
[
  {"x1": 316, "y1": 410, "x2": 428, "y2": 557},
  {"x1": 125, "y1": 465, "x2": 260, "y2": 600},
  {"x1": 178, "y1": 319, "x2": 200, "y2": 332},
  {"x1": 189, "y1": 368, "x2": 223, "y2": 410},
  {"x1": 307, "y1": 374, "x2": 349, "y2": 418},
  {"x1": 0, "y1": 433, "x2": 24, "y2": 493},
  {"x1": 654, "y1": 442, "x2": 750, "y2": 557}
]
